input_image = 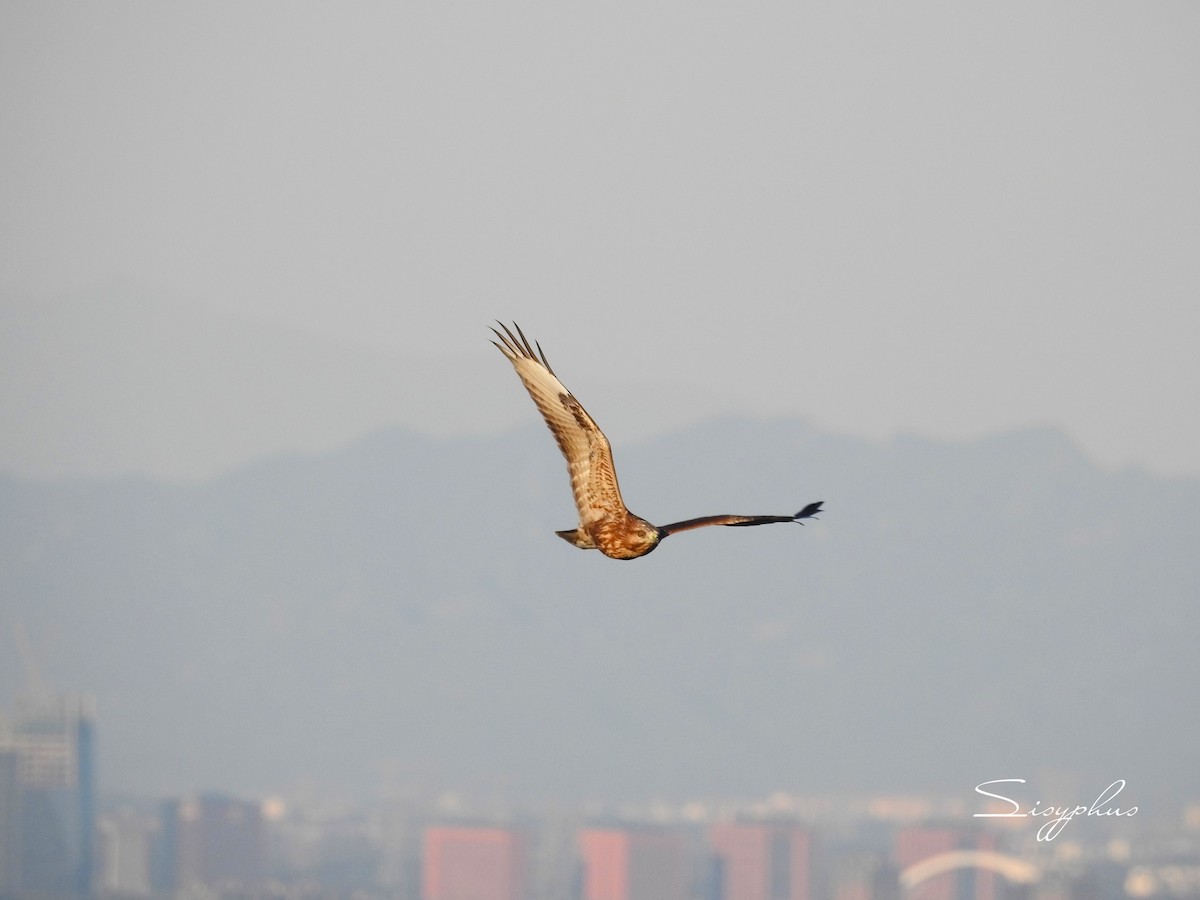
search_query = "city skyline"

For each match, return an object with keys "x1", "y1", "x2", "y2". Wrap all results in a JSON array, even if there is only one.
[
  {"x1": 5, "y1": 689, "x2": 1193, "y2": 898},
  {"x1": 84, "y1": 766, "x2": 1200, "y2": 899}
]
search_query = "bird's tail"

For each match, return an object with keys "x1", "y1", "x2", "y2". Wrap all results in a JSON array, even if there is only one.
[{"x1": 555, "y1": 528, "x2": 597, "y2": 550}]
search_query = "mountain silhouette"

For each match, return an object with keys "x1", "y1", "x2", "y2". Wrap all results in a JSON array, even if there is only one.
[{"x1": 2, "y1": 418, "x2": 1195, "y2": 807}]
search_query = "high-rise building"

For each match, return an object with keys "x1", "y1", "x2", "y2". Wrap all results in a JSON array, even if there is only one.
[
  {"x1": 894, "y1": 826, "x2": 997, "y2": 900},
  {"x1": 96, "y1": 808, "x2": 158, "y2": 897},
  {"x1": 422, "y1": 825, "x2": 527, "y2": 900},
  {"x1": 709, "y1": 821, "x2": 817, "y2": 900},
  {"x1": 0, "y1": 694, "x2": 96, "y2": 899},
  {"x1": 0, "y1": 746, "x2": 20, "y2": 898},
  {"x1": 156, "y1": 793, "x2": 264, "y2": 892},
  {"x1": 827, "y1": 854, "x2": 901, "y2": 900},
  {"x1": 578, "y1": 826, "x2": 687, "y2": 900}
]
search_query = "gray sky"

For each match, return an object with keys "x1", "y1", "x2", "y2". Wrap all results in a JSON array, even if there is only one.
[{"x1": 2, "y1": 3, "x2": 1198, "y2": 478}]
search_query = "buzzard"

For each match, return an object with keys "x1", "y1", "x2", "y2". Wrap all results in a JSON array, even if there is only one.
[{"x1": 491, "y1": 322, "x2": 823, "y2": 560}]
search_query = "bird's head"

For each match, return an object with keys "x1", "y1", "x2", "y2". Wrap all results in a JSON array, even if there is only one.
[{"x1": 620, "y1": 515, "x2": 663, "y2": 559}]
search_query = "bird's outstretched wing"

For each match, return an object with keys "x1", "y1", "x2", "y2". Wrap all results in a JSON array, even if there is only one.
[
  {"x1": 657, "y1": 501, "x2": 823, "y2": 537},
  {"x1": 491, "y1": 322, "x2": 628, "y2": 528}
]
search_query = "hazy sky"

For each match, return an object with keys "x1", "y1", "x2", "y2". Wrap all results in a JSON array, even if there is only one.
[{"x1": 2, "y1": 3, "x2": 1198, "y2": 477}]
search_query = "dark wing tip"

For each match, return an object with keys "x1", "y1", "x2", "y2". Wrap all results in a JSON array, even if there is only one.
[
  {"x1": 490, "y1": 321, "x2": 555, "y2": 374},
  {"x1": 795, "y1": 501, "x2": 824, "y2": 521},
  {"x1": 490, "y1": 322, "x2": 519, "y2": 358}
]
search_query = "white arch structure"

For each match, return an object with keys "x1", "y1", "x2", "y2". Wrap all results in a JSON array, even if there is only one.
[{"x1": 900, "y1": 850, "x2": 1041, "y2": 891}]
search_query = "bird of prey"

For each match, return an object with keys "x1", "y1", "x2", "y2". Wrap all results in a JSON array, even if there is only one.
[{"x1": 491, "y1": 322, "x2": 823, "y2": 560}]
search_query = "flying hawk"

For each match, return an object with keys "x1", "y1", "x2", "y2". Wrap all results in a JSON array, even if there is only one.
[{"x1": 491, "y1": 322, "x2": 823, "y2": 560}]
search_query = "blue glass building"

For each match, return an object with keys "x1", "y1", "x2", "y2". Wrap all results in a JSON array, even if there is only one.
[{"x1": 2, "y1": 695, "x2": 96, "y2": 899}]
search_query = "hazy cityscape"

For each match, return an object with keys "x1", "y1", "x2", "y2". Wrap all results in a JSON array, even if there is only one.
[{"x1": 4, "y1": 690, "x2": 1200, "y2": 899}]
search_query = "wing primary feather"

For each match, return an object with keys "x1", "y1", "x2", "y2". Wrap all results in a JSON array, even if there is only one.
[
  {"x1": 490, "y1": 324, "x2": 517, "y2": 358},
  {"x1": 795, "y1": 501, "x2": 823, "y2": 520},
  {"x1": 535, "y1": 340, "x2": 555, "y2": 375},
  {"x1": 510, "y1": 322, "x2": 527, "y2": 351},
  {"x1": 513, "y1": 322, "x2": 537, "y2": 361},
  {"x1": 499, "y1": 323, "x2": 522, "y2": 357}
]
